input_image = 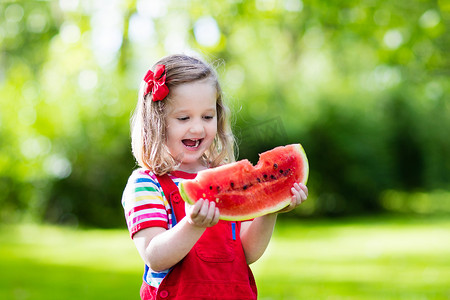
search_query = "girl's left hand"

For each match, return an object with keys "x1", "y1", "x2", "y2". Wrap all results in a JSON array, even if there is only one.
[{"x1": 277, "y1": 182, "x2": 308, "y2": 213}]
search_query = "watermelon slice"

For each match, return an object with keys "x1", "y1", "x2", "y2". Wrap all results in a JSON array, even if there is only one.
[{"x1": 179, "y1": 144, "x2": 309, "y2": 221}]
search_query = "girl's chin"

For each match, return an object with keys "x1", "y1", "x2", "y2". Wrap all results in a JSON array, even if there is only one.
[
  {"x1": 173, "y1": 152, "x2": 203, "y2": 166},
  {"x1": 178, "y1": 160, "x2": 207, "y2": 173}
]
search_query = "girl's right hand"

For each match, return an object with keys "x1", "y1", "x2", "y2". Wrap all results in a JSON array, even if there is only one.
[{"x1": 185, "y1": 199, "x2": 220, "y2": 228}]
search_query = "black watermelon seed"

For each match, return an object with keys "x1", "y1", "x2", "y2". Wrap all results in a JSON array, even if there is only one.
[
  {"x1": 209, "y1": 185, "x2": 213, "y2": 190},
  {"x1": 279, "y1": 169, "x2": 283, "y2": 174},
  {"x1": 263, "y1": 174, "x2": 268, "y2": 179},
  {"x1": 230, "y1": 182, "x2": 234, "y2": 188},
  {"x1": 273, "y1": 163, "x2": 278, "y2": 169},
  {"x1": 270, "y1": 175, "x2": 276, "y2": 180},
  {"x1": 256, "y1": 178, "x2": 261, "y2": 183},
  {"x1": 243, "y1": 185, "x2": 248, "y2": 190}
]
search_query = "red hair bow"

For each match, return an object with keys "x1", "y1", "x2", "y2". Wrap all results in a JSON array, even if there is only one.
[{"x1": 143, "y1": 65, "x2": 169, "y2": 101}]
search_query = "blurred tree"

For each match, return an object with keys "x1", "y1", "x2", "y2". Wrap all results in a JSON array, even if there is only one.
[{"x1": 0, "y1": 0, "x2": 448, "y2": 226}]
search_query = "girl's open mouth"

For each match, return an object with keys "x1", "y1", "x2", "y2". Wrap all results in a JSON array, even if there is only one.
[{"x1": 182, "y1": 139, "x2": 202, "y2": 149}]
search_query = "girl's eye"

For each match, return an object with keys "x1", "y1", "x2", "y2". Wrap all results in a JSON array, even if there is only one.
[
  {"x1": 204, "y1": 115, "x2": 214, "y2": 120},
  {"x1": 177, "y1": 117, "x2": 189, "y2": 121}
]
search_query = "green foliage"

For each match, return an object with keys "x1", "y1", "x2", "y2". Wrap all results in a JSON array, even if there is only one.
[{"x1": 0, "y1": 0, "x2": 449, "y2": 226}]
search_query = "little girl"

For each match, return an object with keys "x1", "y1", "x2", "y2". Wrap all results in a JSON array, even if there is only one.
[{"x1": 122, "y1": 54, "x2": 308, "y2": 299}]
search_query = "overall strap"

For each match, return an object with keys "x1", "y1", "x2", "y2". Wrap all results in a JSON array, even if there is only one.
[{"x1": 155, "y1": 174, "x2": 186, "y2": 225}]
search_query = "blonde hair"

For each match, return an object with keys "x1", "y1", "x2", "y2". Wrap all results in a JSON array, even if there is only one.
[{"x1": 131, "y1": 54, "x2": 235, "y2": 175}]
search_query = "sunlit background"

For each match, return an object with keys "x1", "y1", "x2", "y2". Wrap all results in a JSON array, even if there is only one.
[
  {"x1": 0, "y1": 0, "x2": 449, "y2": 299},
  {"x1": 1, "y1": 0, "x2": 448, "y2": 226}
]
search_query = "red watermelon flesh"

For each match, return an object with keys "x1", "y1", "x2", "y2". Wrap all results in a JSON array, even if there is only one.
[{"x1": 179, "y1": 144, "x2": 309, "y2": 221}]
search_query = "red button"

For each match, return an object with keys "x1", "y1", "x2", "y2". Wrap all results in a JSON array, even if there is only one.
[
  {"x1": 171, "y1": 192, "x2": 182, "y2": 203},
  {"x1": 159, "y1": 290, "x2": 169, "y2": 298}
]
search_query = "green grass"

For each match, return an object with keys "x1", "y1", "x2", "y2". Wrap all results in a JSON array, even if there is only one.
[
  {"x1": 253, "y1": 215, "x2": 450, "y2": 299},
  {"x1": 1, "y1": 215, "x2": 449, "y2": 299},
  {"x1": 0, "y1": 225, "x2": 143, "y2": 299}
]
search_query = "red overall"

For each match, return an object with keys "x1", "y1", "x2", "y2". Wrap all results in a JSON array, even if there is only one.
[{"x1": 140, "y1": 174, "x2": 257, "y2": 300}]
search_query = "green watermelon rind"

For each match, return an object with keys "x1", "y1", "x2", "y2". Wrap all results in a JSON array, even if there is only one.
[
  {"x1": 179, "y1": 183, "x2": 195, "y2": 205},
  {"x1": 179, "y1": 143, "x2": 309, "y2": 221},
  {"x1": 296, "y1": 143, "x2": 309, "y2": 185}
]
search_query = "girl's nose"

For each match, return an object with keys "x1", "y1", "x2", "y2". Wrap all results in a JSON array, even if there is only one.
[{"x1": 189, "y1": 119, "x2": 205, "y2": 134}]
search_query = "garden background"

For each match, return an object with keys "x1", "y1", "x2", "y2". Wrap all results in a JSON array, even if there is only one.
[{"x1": 0, "y1": 0, "x2": 449, "y2": 299}]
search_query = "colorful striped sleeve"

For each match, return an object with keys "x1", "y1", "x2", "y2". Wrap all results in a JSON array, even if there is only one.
[{"x1": 121, "y1": 169, "x2": 171, "y2": 238}]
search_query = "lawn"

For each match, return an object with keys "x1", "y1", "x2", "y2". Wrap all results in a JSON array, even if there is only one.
[{"x1": 1, "y1": 215, "x2": 449, "y2": 299}]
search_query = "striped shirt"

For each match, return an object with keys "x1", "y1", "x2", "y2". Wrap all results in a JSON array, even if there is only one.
[{"x1": 121, "y1": 168, "x2": 192, "y2": 288}]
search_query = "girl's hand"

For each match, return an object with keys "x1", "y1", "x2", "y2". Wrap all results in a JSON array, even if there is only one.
[
  {"x1": 185, "y1": 198, "x2": 220, "y2": 228},
  {"x1": 277, "y1": 182, "x2": 308, "y2": 214}
]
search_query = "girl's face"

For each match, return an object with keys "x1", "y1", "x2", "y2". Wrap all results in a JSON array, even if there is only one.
[{"x1": 166, "y1": 79, "x2": 218, "y2": 173}]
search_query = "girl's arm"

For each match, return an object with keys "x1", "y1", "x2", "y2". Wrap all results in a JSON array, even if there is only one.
[
  {"x1": 133, "y1": 199, "x2": 219, "y2": 272},
  {"x1": 240, "y1": 183, "x2": 308, "y2": 264}
]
